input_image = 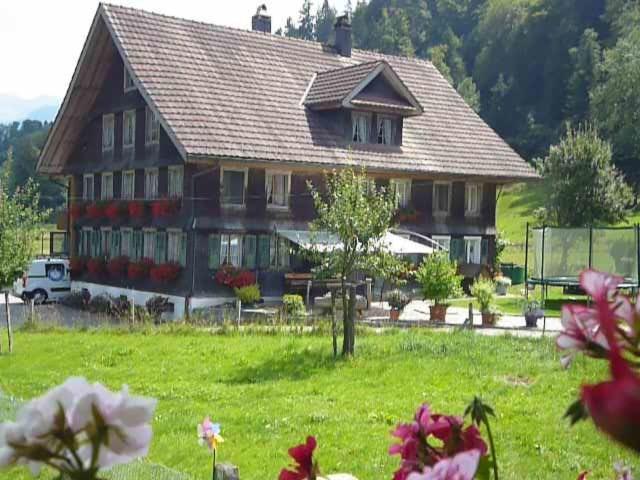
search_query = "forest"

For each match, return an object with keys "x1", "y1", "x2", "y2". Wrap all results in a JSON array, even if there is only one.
[{"x1": 281, "y1": 0, "x2": 640, "y2": 185}]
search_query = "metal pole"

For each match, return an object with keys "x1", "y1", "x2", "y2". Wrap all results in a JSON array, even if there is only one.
[
  {"x1": 540, "y1": 225, "x2": 546, "y2": 307},
  {"x1": 588, "y1": 225, "x2": 593, "y2": 270},
  {"x1": 524, "y1": 222, "x2": 529, "y2": 300}
]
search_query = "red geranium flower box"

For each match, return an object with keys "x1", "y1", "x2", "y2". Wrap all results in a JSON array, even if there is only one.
[
  {"x1": 150, "y1": 198, "x2": 179, "y2": 218},
  {"x1": 214, "y1": 265, "x2": 256, "y2": 289},
  {"x1": 127, "y1": 258, "x2": 155, "y2": 281},
  {"x1": 149, "y1": 263, "x2": 182, "y2": 283},
  {"x1": 70, "y1": 203, "x2": 85, "y2": 219},
  {"x1": 86, "y1": 257, "x2": 106, "y2": 277},
  {"x1": 86, "y1": 203, "x2": 105, "y2": 220},
  {"x1": 128, "y1": 201, "x2": 146, "y2": 219},
  {"x1": 105, "y1": 202, "x2": 126, "y2": 221},
  {"x1": 69, "y1": 257, "x2": 87, "y2": 279},
  {"x1": 107, "y1": 256, "x2": 129, "y2": 278}
]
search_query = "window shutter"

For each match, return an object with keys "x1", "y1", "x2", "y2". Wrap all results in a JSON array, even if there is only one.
[
  {"x1": 179, "y1": 232, "x2": 187, "y2": 266},
  {"x1": 155, "y1": 232, "x2": 167, "y2": 265},
  {"x1": 208, "y1": 235, "x2": 221, "y2": 269},
  {"x1": 481, "y1": 238, "x2": 489, "y2": 265},
  {"x1": 243, "y1": 235, "x2": 257, "y2": 269},
  {"x1": 258, "y1": 235, "x2": 270, "y2": 269},
  {"x1": 450, "y1": 238, "x2": 464, "y2": 263}
]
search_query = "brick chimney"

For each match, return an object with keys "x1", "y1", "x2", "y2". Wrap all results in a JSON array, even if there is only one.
[
  {"x1": 333, "y1": 14, "x2": 352, "y2": 57},
  {"x1": 252, "y1": 4, "x2": 271, "y2": 34}
]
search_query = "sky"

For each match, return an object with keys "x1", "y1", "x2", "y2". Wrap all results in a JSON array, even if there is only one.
[{"x1": 0, "y1": 0, "x2": 348, "y2": 100}]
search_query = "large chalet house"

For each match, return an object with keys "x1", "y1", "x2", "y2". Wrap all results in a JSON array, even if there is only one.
[{"x1": 37, "y1": 4, "x2": 537, "y2": 316}]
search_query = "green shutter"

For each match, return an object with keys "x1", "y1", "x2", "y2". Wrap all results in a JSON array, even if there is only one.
[
  {"x1": 110, "y1": 231, "x2": 121, "y2": 259},
  {"x1": 78, "y1": 230, "x2": 85, "y2": 256},
  {"x1": 179, "y1": 232, "x2": 187, "y2": 267},
  {"x1": 133, "y1": 231, "x2": 143, "y2": 261},
  {"x1": 91, "y1": 230, "x2": 101, "y2": 257},
  {"x1": 243, "y1": 235, "x2": 257, "y2": 269},
  {"x1": 258, "y1": 235, "x2": 271, "y2": 269},
  {"x1": 208, "y1": 234, "x2": 221, "y2": 269},
  {"x1": 450, "y1": 238, "x2": 464, "y2": 264},
  {"x1": 481, "y1": 238, "x2": 489, "y2": 265},
  {"x1": 155, "y1": 232, "x2": 167, "y2": 264}
]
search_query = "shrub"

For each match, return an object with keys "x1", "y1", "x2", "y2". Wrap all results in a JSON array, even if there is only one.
[
  {"x1": 110, "y1": 296, "x2": 132, "y2": 319},
  {"x1": 59, "y1": 290, "x2": 90, "y2": 310},
  {"x1": 282, "y1": 294, "x2": 305, "y2": 315},
  {"x1": 146, "y1": 295, "x2": 170, "y2": 320},
  {"x1": 128, "y1": 201, "x2": 146, "y2": 218},
  {"x1": 104, "y1": 201, "x2": 126, "y2": 220},
  {"x1": 127, "y1": 258, "x2": 154, "y2": 281},
  {"x1": 471, "y1": 279, "x2": 495, "y2": 313},
  {"x1": 385, "y1": 289, "x2": 411, "y2": 311},
  {"x1": 415, "y1": 251, "x2": 462, "y2": 306},
  {"x1": 234, "y1": 284, "x2": 261, "y2": 304},
  {"x1": 85, "y1": 202, "x2": 105, "y2": 219},
  {"x1": 149, "y1": 263, "x2": 182, "y2": 283},
  {"x1": 107, "y1": 256, "x2": 129, "y2": 278},
  {"x1": 150, "y1": 198, "x2": 179, "y2": 218},
  {"x1": 69, "y1": 203, "x2": 85, "y2": 219},
  {"x1": 86, "y1": 258, "x2": 106, "y2": 277},
  {"x1": 215, "y1": 265, "x2": 256, "y2": 289},
  {"x1": 88, "y1": 294, "x2": 113, "y2": 314}
]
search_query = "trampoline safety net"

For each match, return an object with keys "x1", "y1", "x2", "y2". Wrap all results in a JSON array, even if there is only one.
[{"x1": 527, "y1": 226, "x2": 639, "y2": 285}]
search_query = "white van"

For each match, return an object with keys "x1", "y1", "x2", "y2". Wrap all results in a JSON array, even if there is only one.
[{"x1": 13, "y1": 258, "x2": 71, "y2": 304}]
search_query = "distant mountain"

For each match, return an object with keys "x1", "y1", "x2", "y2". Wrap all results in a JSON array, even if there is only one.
[{"x1": 0, "y1": 94, "x2": 60, "y2": 123}]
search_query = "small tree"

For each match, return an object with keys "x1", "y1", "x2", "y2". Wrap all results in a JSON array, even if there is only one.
[
  {"x1": 308, "y1": 168, "x2": 401, "y2": 356},
  {"x1": 0, "y1": 167, "x2": 48, "y2": 353}
]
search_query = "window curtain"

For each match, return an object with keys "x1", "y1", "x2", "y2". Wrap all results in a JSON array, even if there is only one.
[
  {"x1": 265, "y1": 173, "x2": 273, "y2": 204},
  {"x1": 121, "y1": 231, "x2": 131, "y2": 257},
  {"x1": 383, "y1": 118, "x2": 392, "y2": 144},
  {"x1": 352, "y1": 118, "x2": 359, "y2": 142},
  {"x1": 358, "y1": 115, "x2": 368, "y2": 142}
]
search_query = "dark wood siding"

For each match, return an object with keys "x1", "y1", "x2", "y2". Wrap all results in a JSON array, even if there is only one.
[
  {"x1": 247, "y1": 168, "x2": 266, "y2": 218},
  {"x1": 452, "y1": 182, "x2": 465, "y2": 220}
]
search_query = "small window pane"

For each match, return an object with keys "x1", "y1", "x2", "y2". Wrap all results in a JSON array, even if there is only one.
[
  {"x1": 145, "y1": 169, "x2": 158, "y2": 200},
  {"x1": 168, "y1": 167, "x2": 183, "y2": 198},
  {"x1": 122, "y1": 171, "x2": 135, "y2": 200},
  {"x1": 123, "y1": 110, "x2": 136, "y2": 148},
  {"x1": 101, "y1": 173, "x2": 113, "y2": 200},
  {"x1": 83, "y1": 175, "x2": 94, "y2": 201},
  {"x1": 209, "y1": 234, "x2": 221, "y2": 269},
  {"x1": 143, "y1": 231, "x2": 156, "y2": 260},
  {"x1": 102, "y1": 115, "x2": 114, "y2": 152},
  {"x1": 222, "y1": 170, "x2": 245, "y2": 205},
  {"x1": 243, "y1": 235, "x2": 257, "y2": 269},
  {"x1": 266, "y1": 173, "x2": 289, "y2": 207},
  {"x1": 352, "y1": 113, "x2": 369, "y2": 143}
]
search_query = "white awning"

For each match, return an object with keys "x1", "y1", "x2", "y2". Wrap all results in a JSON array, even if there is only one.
[{"x1": 278, "y1": 230, "x2": 433, "y2": 255}]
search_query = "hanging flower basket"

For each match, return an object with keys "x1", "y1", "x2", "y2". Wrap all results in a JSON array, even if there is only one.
[
  {"x1": 127, "y1": 258, "x2": 155, "y2": 281},
  {"x1": 150, "y1": 263, "x2": 182, "y2": 283},
  {"x1": 128, "y1": 201, "x2": 146, "y2": 219},
  {"x1": 86, "y1": 203, "x2": 106, "y2": 220},
  {"x1": 150, "y1": 198, "x2": 180, "y2": 218},
  {"x1": 105, "y1": 201, "x2": 127, "y2": 221},
  {"x1": 107, "y1": 256, "x2": 130, "y2": 278}
]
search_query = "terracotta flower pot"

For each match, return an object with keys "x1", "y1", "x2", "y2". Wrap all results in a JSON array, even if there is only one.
[
  {"x1": 390, "y1": 309, "x2": 401, "y2": 321},
  {"x1": 481, "y1": 311, "x2": 497, "y2": 326},
  {"x1": 429, "y1": 304, "x2": 447, "y2": 322}
]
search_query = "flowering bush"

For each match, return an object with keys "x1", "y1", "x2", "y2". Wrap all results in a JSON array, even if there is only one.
[
  {"x1": 69, "y1": 257, "x2": 87, "y2": 278},
  {"x1": 149, "y1": 263, "x2": 182, "y2": 283},
  {"x1": 557, "y1": 270, "x2": 640, "y2": 454},
  {"x1": 69, "y1": 202, "x2": 85, "y2": 219},
  {"x1": 150, "y1": 198, "x2": 179, "y2": 218},
  {"x1": 127, "y1": 201, "x2": 146, "y2": 219},
  {"x1": 127, "y1": 258, "x2": 154, "y2": 281},
  {"x1": 214, "y1": 265, "x2": 256, "y2": 289},
  {"x1": 107, "y1": 256, "x2": 129, "y2": 278},
  {"x1": 85, "y1": 202, "x2": 105, "y2": 220},
  {"x1": 104, "y1": 201, "x2": 126, "y2": 220},
  {"x1": 280, "y1": 436, "x2": 319, "y2": 480},
  {"x1": 0, "y1": 377, "x2": 156, "y2": 479},
  {"x1": 86, "y1": 257, "x2": 106, "y2": 277},
  {"x1": 234, "y1": 284, "x2": 261, "y2": 304}
]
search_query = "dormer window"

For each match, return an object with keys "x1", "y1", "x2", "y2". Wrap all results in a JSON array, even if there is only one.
[
  {"x1": 377, "y1": 117, "x2": 396, "y2": 145},
  {"x1": 352, "y1": 113, "x2": 370, "y2": 144},
  {"x1": 124, "y1": 68, "x2": 136, "y2": 92}
]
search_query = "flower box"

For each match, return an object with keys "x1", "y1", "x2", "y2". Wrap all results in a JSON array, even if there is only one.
[
  {"x1": 150, "y1": 198, "x2": 180, "y2": 218},
  {"x1": 127, "y1": 201, "x2": 146, "y2": 219},
  {"x1": 86, "y1": 203, "x2": 105, "y2": 220},
  {"x1": 104, "y1": 201, "x2": 127, "y2": 221},
  {"x1": 69, "y1": 203, "x2": 85, "y2": 219},
  {"x1": 86, "y1": 258, "x2": 106, "y2": 277},
  {"x1": 107, "y1": 256, "x2": 129, "y2": 278},
  {"x1": 214, "y1": 265, "x2": 256, "y2": 289},
  {"x1": 149, "y1": 263, "x2": 182, "y2": 283},
  {"x1": 127, "y1": 258, "x2": 155, "y2": 281},
  {"x1": 69, "y1": 257, "x2": 87, "y2": 279}
]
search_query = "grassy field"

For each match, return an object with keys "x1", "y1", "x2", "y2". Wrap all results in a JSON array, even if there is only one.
[{"x1": 0, "y1": 328, "x2": 637, "y2": 479}]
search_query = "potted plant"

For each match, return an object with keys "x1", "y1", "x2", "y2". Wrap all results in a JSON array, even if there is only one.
[
  {"x1": 522, "y1": 299, "x2": 544, "y2": 328},
  {"x1": 385, "y1": 289, "x2": 411, "y2": 321},
  {"x1": 494, "y1": 275, "x2": 511, "y2": 296},
  {"x1": 396, "y1": 206, "x2": 419, "y2": 223},
  {"x1": 472, "y1": 278, "x2": 498, "y2": 326},
  {"x1": 415, "y1": 251, "x2": 462, "y2": 322},
  {"x1": 234, "y1": 283, "x2": 261, "y2": 307}
]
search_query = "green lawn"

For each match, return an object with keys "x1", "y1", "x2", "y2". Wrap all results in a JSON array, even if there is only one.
[{"x1": 0, "y1": 328, "x2": 637, "y2": 479}]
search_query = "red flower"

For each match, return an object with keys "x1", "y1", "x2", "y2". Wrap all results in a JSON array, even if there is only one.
[
  {"x1": 107, "y1": 256, "x2": 129, "y2": 278},
  {"x1": 128, "y1": 201, "x2": 146, "y2": 219},
  {"x1": 70, "y1": 203, "x2": 85, "y2": 219},
  {"x1": 86, "y1": 203, "x2": 105, "y2": 219},
  {"x1": 86, "y1": 257, "x2": 106, "y2": 276},
  {"x1": 279, "y1": 436, "x2": 319, "y2": 480},
  {"x1": 69, "y1": 257, "x2": 87, "y2": 279},
  {"x1": 104, "y1": 201, "x2": 126, "y2": 220},
  {"x1": 127, "y1": 258, "x2": 154, "y2": 280},
  {"x1": 150, "y1": 198, "x2": 179, "y2": 218},
  {"x1": 214, "y1": 266, "x2": 256, "y2": 289},
  {"x1": 149, "y1": 263, "x2": 182, "y2": 283}
]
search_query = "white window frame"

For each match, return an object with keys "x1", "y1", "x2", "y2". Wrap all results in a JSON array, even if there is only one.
[
  {"x1": 102, "y1": 114, "x2": 114, "y2": 153},
  {"x1": 121, "y1": 228, "x2": 133, "y2": 258},
  {"x1": 80, "y1": 227, "x2": 93, "y2": 257},
  {"x1": 265, "y1": 170, "x2": 291, "y2": 210},
  {"x1": 124, "y1": 68, "x2": 136, "y2": 92},
  {"x1": 145, "y1": 106, "x2": 160, "y2": 145},
  {"x1": 433, "y1": 181, "x2": 452, "y2": 217},
  {"x1": 144, "y1": 168, "x2": 159, "y2": 200},
  {"x1": 220, "y1": 234, "x2": 243, "y2": 267},
  {"x1": 101, "y1": 172, "x2": 113, "y2": 200},
  {"x1": 220, "y1": 167, "x2": 248, "y2": 208},
  {"x1": 377, "y1": 116, "x2": 395, "y2": 145},
  {"x1": 168, "y1": 165, "x2": 184, "y2": 198},
  {"x1": 390, "y1": 179, "x2": 411, "y2": 208},
  {"x1": 167, "y1": 229, "x2": 183, "y2": 264},
  {"x1": 123, "y1": 109, "x2": 136, "y2": 149},
  {"x1": 83, "y1": 174, "x2": 94, "y2": 201},
  {"x1": 464, "y1": 236, "x2": 482, "y2": 264},
  {"x1": 465, "y1": 183, "x2": 482, "y2": 217},
  {"x1": 143, "y1": 228, "x2": 156, "y2": 260},
  {"x1": 351, "y1": 112, "x2": 371, "y2": 144},
  {"x1": 122, "y1": 170, "x2": 135, "y2": 200},
  {"x1": 432, "y1": 235, "x2": 451, "y2": 252}
]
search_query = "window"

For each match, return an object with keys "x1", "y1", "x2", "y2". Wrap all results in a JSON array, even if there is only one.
[
  {"x1": 102, "y1": 114, "x2": 114, "y2": 152},
  {"x1": 221, "y1": 234, "x2": 243, "y2": 267},
  {"x1": 465, "y1": 183, "x2": 482, "y2": 217},
  {"x1": 352, "y1": 113, "x2": 370, "y2": 143},
  {"x1": 121, "y1": 229, "x2": 132, "y2": 258},
  {"x1": 270, "y1": 236, "x2": 290, "y2": 269},
  {"x1": 122, "y1": 170, "x2": 135, "y2": 200},
  {"x1": 91, "y1": 230, "x2": 101, "y2": 257},
  {"x1": 168, "y1": 166, "x2": 183, "y2": 198},
  {"x1": 432, "y1": 235, "x2": 451, "y2": 252},
  {"x1": 377, "y1": 117, "x2": 395, "y2": 145},
  {"x1": 143, "y1": 229, "x2": 156, "y2": 260},
  {"x1": 155, "y1": 231, "x2": 167, "y2": 265},
  {"x1": 464, "y1": 236, "x2": 481, "y2": 264},
  {"x1": 123, "y1": 110, "x2": 136, "y2": 149},
  {"x1": 132, "y1": 230, "x2": 143, "y2": 261},
  {"x1": 109, "y1": 230, "x2": 121, "y2": 259},
  {"x1": 243, "y1": 235, "x2": 257, "y2": 269},
  {"x1": 101, "y1": 228, "x2": 111, "y2": 259},
  {"x1": 145, "y1": 107, "x2": 160, "y2": 145},
  {"x1": 390, "y1": 179, "x2": 411, "y2": 208},
  {"x1": 167, "y1": 230, "x2": 187, "y2": 266},
  {"x1": 433, "y1": 182, "x2": 451, "y2": 216},
  {"x1": 266, "y1": 171, "x2": 290, "y2": 208},
  {"x1": 79, "y1": 228, "x2": 92, "y2": 256},
  {"x1": 144, "y1": 168, "x2": 159, "y2": 200},
  {"x1": 221, "y1": 168, "x2": 247, "y2": 206},
  {"x1": 124, "y1": 68, "x2": 136, "y2": 92},
  {"x1": 83, "y1": 174, "x2": 94, "y2": 201},
  {"x1": 101, "y1": 173, "x2": 113, "y2": 200}
]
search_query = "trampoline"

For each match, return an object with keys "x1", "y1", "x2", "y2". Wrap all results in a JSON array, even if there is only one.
[{"x1": 525, "y1": 224, "x2": 640, "y2": 301}]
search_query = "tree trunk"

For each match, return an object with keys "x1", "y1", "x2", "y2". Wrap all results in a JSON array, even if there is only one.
[
  {"x1": 341, "y1": 278, "x2": 350, "y2": 356},
  {"x1": 347, "y1": 285, "x2": 356, "y2": 354},
  {"x1": 331, "y1": 288, "x2": 337, "y2": 358},
  {"x1": 4, "y1": 292, "x2": 12, "y2": 353}
]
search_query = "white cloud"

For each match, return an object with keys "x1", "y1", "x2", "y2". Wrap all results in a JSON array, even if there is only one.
[{"x1": 0, "y1": 0, "x2": 347, "y2": 100}]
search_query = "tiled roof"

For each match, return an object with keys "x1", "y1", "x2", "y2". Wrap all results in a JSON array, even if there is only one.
[
  {"x1": 53, "y1": 4, "x2": 539, "y2": 181},
  {"x1": 304, "y1": 60, "x2": 383, "y2": 106}
]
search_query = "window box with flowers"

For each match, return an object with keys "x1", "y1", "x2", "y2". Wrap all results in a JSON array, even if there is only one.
[
  {"x1": 86, "y1": 202, "x2": 106, "y2": 220},
  {"x1": 395, "y1": 206, "x2": 419, "y2": 223},
  {"x1": 86, "y1": 257, "x2": 106, "y2": 277},
  {"x1": 127, "y1": 201, "x2": 146, "y2": 219},
  {"x1": 150, "y1": 198, "x2": 180, "y2": 219},
  {"x1": 69, "y1": 257, "x2": 88, "y2": 279},
  {"x1": 70, "y1": 203, "x2": 85, "y2": 220},
  {"x1": 127, "y1": 258, "x2": 154, "y2": 281},
  {"x1": 107, "y1": 256, "x2": 129, "y2": 278},
  {"x1": 149, "y1": 262, "x2": 182, "y2": 283},
  {"x1": 104, "y1": 201, "x2": 127, "y2": 221},
  {"x1": 214, "y1": 265, "x2": 256, "y2": 289}
]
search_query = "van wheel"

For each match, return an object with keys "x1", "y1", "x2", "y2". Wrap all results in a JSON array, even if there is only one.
[{"x1": 32, "y1": 289, "x2": 48, "y2": 305}]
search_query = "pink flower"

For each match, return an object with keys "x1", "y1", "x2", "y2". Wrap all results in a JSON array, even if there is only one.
[
  {"x1": 557, "y1": 304, "x2": 609, "y2": 367},
  {"x1": 406, "y1": 450, "x2": 481, "y2": 480},
  {"x1": 279, "y1": 436, "x2": 319, "y2": 480},
  {"x1": 579, "y1": 270, "x2": 623, "y2": 303}
]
